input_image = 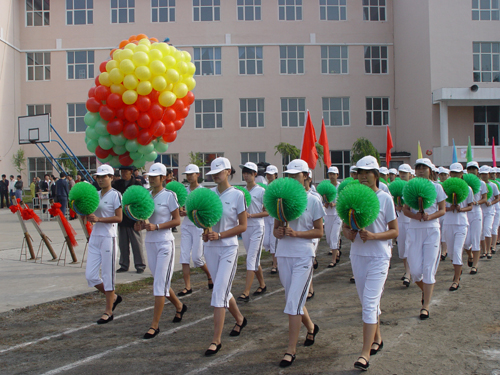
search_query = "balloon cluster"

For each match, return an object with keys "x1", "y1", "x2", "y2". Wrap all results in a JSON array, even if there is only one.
[{"x1": 85, "y1": 34, "x2": 196, "y2": 168}]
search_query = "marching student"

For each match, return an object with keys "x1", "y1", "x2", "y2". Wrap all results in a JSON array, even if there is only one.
[
  {"x1": 441, "y1": 163, "x2": 473, "y2": 291},
  {"x1": 135, "y1": 163, "x2": 186, "y2": 339},
  {"x1": 237, "y1": 162, "x2": 268, "y2": 302},
  {"x1": 263, "y1": 165, "x2": 279, "y2": 273},
  {"x1": 396, "y1": 164, "x2": 412, "y2": 287},
  {"x1": 324, "y1": 166, "x2": 342, "y2": 268},
  {"x1": 274, "y1": 159, "x2": 324, "y2": 368},
  {"x1": 305, "y1": 169, "x2": 322, "y2": 300},
  {"x1": 479, "y1": 166, "x2": 499, "y2": 260},
  {"x1": 403, "y1": 158, "x2": 446, "y2": 320},
  {"x1": 489, "y1": 167, "x2": 500, "y2": 255},
  {"x1": 378, "y1": 167, "x2": 390, "y2": 194},
  {"x1": 350, "y1": 165, "x2": 358, "y2": 179},
  {"x1": 438, "y1": 167, "x2": 450, "y2": 261},
  {"x1": 388, "y1": 168, "x2": 398, "y2": 182},
  {"x1": 343, "y1": 156, "x2": 398, "y2": 371},
  {"x1": 85, "y1": 164, "x2": 123, "y2": 324},
  {"x1": 178, "y1": 164, "x2": 213, "y2": 296},
  {"x1": 202, "y1": 157, "x2": 247, "y2": 356}
]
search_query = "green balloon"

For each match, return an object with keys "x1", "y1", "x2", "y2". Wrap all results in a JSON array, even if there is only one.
[
  {"x1": 86, "y1": 126, "x2": 99, "y2": 140},
  {"x1": 84, "y1": 112, "x2": 100, "y2": 128},
  {"x1": 108, "y1": 156, "x2": 120, "y2": 168},
  {"x1": 134, "y1": 158, "x2": 146, "y2": 168},
  {"x1": 144, "y1": 151, "x2": 158, "y2": 162},
  {"x1": 86, "y1": 139, "x2": 98, "y2": 153},
  {"x1": 125, "y1": 139, "x2": 140, "y2": 152},
  {"x1": 138, "y1": 143, "x2": 154, "y2": 154},
  {"x1": 98, "y1": 155, "x2": 113, "y2": 163},
  {"x1": 113, "y1": 145, "x2": 127, "y2": 155},
  {"x1": 95, "y1": 120, "x2": 109, "y2": 136},
  {"x1": 110, "y1": 133, "x2": 127, "y2": 146},
  {"x1": 98, "y1": 135, "x2": 114, "y2": 150},
  {"x1": 130, "y1": 151, "x2": 143, "y2": 160},
  {"x1": 155, "y1": 140, "x2": 169, "y2": 153}
]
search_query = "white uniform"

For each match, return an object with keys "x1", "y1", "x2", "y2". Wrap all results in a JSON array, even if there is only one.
[
  {"x1": 396, "y1": 204, "x2": 410, "y2": 259},
  {"x1": 241, "y1": 185, "x2": 266, "y2": 271},
  {"x1": 263, "y1": 215, "x2": 277, "y2": 254},
  {"x1": 492, "y1": 183, "x2": 500, "y2": 236},
  {"x1": 350, "y1": 190, "x2": 396, "y2": 324},
  {"x1": 481, "y1": 182, "x2": 498, "y2": 240},
  {"x1": 307, "y1": 189, "x2": 322, "y2": 255},
  {"x1": 276, "y1": 193, "x2": 325, "y2": 316},
  {"x1": 323, "y1": 181, "x2": 342, "y2": 251},
  {"x1": 204, "y1": 186, "x2": 246, "y2": 308},
  {"x1": 379, "y1": 182, "x2": 390, "y2": 194},
  {"x1": 180, "y1": 185, "x2": 205, "y2": 267},
  {"x1": 405, "y1": 182, "x2": 447, "y2": 284},
  {"x1": 146, "y1": 189, "x2": 179, "y2": 297},
  {"x1": 85, "y1": 188, "x2": 122, "y2": 291},
  {"x1": 464, "y1": 180, "x2": 487, "y2": 251}
]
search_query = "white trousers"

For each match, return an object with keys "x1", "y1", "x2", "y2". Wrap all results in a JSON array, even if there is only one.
[
  {"x1": 350, "y1": 255, "x2": 389, "y2": 324},
  {"x1": 179, "y1": 224, "x2": 205, "y2": 267},
  {"x1": 277, "y1": 256, "x2": 313, "y2": 316},
  {"x1": 464, "y1": 215, "x2": 482, "y2": 251},
  {"x1": 241, "y1": 225, "x2": 264, "y2": 271},
  {"x1": 397, "y1": 221, "x2": 409, "y2": 259},
  {"x1": 492, "y1": 209, "x2": 500, "y2": 236},
  {"x1": 324, "y1": 214, "x2": 342, "y2": 250},
  {"x1": 406, "y1": 227, "x2": 441, "y2": 284},
  {"x1": 481, "y1": 211, "x2": 494, "y2": 240},
  {"x1": 204, "y1": 245, "x2": 238, "y2": 308},
  {"x1": 86, "y1": 235, "x2": 118, "y2": 292},
  {"x1": 146, "y1": 240, "x2": 175, "y2": 297},
  {"x1": 263, "y1": 218, "x2": 277, "y2": 254},
  {"x1": 442, "y1": 224, "x2": 467, "y2": 266}
]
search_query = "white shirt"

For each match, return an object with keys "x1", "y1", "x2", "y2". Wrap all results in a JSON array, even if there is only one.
[
  {"x1": 443, "y1": 186, "x2": 473, "y2": 226},
  {"x1": 181, "y1": 185, "x2": 204, "y2": 228},
  {"x1": 469, "y1": 180, "x2": 488, "y2": 219},
  {"x1": 91, "y1": 188, "x2": 122, "y2": 238},
  {"x1": 276, "y1": 192, "x2": 325, "y2": 258},
  {"x1": 482, "y1": 181, "x2": 499, "y2": 215},
  {"x1": 205, "y1": 186, "x2": 247, "y2": 248},
  {"x1": 350, "y1": 190, "x2": 397, "y2": 259},
  {"x1": 307, "y1": 189, "x2": 322, "y2": 246},
  {"x1": 379, "y1": 182, "x2": 390, "y2": 194},
  {"x1": 9, "y1": 179, "x2": 15, "y2": 192},
  {"x1": 255, "y1": 175, "x2": 267, "y2": 185},
  {"x1": 407, "y1": 182, "x2": 447, "y2": 229},
  {"x1": 324, "y1": 181, "x2": 340, "y2": 217},
  {"x1": 246, "y1": 184, "x2": 266, "y2": 227},
  {"x1": 146, "y1": 189, "x2": 179, "y2": 243}
]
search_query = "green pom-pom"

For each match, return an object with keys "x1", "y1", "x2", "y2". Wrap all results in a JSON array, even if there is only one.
[
  {"x1": 338, "y1": 177, "x2": 359, "y2": 196},
  {"x1": 263, "y1": 177, "x2": 307, "y2": 222},
  {"x1": 403, "y1": 178, "x2": 437, "y2": 211},
  {"x1": 490, "y1": 179, "x2": 500, "y2": 191},
  {"x1": 496, "y1": 178, "x2": 500, "y2": 185},
  {"x1": 317, "y1": 180, "x2": 337, "y2": 203},
  {"x1": 486, "y1": 183, "x2": 493, "y2": 200},
  {"x1": 337, "y1": 183, "x2": 380, "y2": 229},
  {"x1": 68, "y1": 182, "x2": 99, "y2": 215},
  {"x1": 442, "y1": 177, "x2": 470, "y2": 204},
  {"x1": 388, "y1": 179, "x2": 407, "y2": 206},
  {"x1": 257, "y1": 182, "x2": 267, "y2": 190},
  {"x1": 166, "y1": 180, "x2": 188, "y2": 207},
  {"x1": 186, "y1": 188, "x2": 223, "y2": 228},
  {"x1": 234, "y1": 186, "x2": 251, "y2": 206},
  {"x1": 122, "y1": 185, "x2": 155, "y2": 220},
  {"x1": 463, "y1": 173, "x2": 481, "y2": 195}
]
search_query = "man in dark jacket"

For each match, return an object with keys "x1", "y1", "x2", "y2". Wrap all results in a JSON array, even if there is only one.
[
  {"x1": 113, "y1": 166, "x2": 146, "y2": 273},
  {"x1": 0, "y1": 174, "x2": 9, "y2": 208},
  {"x1": 55, "y1": 172, "x2": 69, "y2": 215}
]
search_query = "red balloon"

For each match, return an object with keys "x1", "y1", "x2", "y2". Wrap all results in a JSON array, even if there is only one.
[
  {"x1": 137, "y1": 130, "x2": 154, "y2": 146},
  {"x1": 137, "y1": 113, "x2": 152, "y2": 129},
  {"x1": 109, "y1": 149, "x2": 118, "y2": 156},
  {"x1": 173, "y1": 119, "x2": 185, "y2": 131},
  {"x1": 119, "y1": 152, "x2": 134, "y2": 166},
  {"x1": 123, "y1": 122, "x2": 139, "y2": 140},
  {"x1": 99, "y1": 61, "x2": 107, "y2": 73},
  {"x1": 164, "y1": 121, "x2": 175, "y2": 134},
  {"x1": 107, "y1": 93, "x2": 124, "y2": 109},
  {"x1": 149, "y1": 104, "x2": 164, "y2": 121},
  {"x1": 95, "y1": 85, "x2": 111, "y2": 102},
  {"x1": 136, "y1": 96, "x2": 151, "y2": 112},
  {"x1": 86, "y1": 97, "x2": 101, "y2": 113},
  {"x1": 179, "y1": 106, "x2": 190, "y2": 119},
  {"x1": 88, "y1": 86, "x2": 96, "y2": 98},
  {"x1": 99, "y1": 105, "x2": 116, "y2": 122},
  {"x1": 95, "y1": 146, "x2": 110, "y2": 159},
  {"x1": 107, "y1": 119, "x2": 124, "y2": 135},
  {"x1": 94, "y1": 76, "x2": 100, "y2": 86},
  {"x1": 182, "y1": 91, "x2": 195, "y2": 106},
  {"x1": 162, "y1": 108, "x2": 176, "y2": 123},
  {"x1": 124, "y1": 105, "x2": 140, "y2": 122},
  {"x1": 149, "y1": 120, "x2": 165, "y2": 137},
  {"x1": 149, "y1": 90, "x2": 160, "y2": 103},
  {"x1": 116, "y1": 107, "x2": 125, "y2": 120},
  {"x1": 171, "y1": 99, "x2": 185, "y2": 113},
  {"x1": 162, "y1": 131, "x2": 177, "y2": 143}
]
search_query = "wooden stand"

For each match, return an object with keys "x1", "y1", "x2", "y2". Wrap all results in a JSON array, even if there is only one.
[
  {"x1": 30, "y1": 219, "x2": 57, "y2": 262},
  {"x1": 55, "y1": 215, "x2": 78, "y2": 265},
  {"x1": 16, "y1": 211, "x2": 35, "y2": 260}
]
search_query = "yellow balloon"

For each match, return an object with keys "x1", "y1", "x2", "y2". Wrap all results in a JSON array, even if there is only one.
[
  {"x1": 183, "y1": 77, "x2": 196, "y2": 91},
  {"x1": 159, "y1": 91, "x2": 177, "y2": 108},
  {"x1": 138, "y1": 38, "x2": 151, "y2": 47},
  {"x1": 135, "y1": 45, "x2": 150, "y2": 53},
  {"x1": 98, "y1": 72, "x2": 111, "y2": 86},
  {"x1": 109, "y1": 68, "x2": 124, "y2": 84},
  {"x1": 132, "y1": 51, "x2": 149, "y2": 67},
  {"x1": 135, "y1": 66, "x2": 151, "y2": 81},
  {"x1": 110, "y1": 83, "x2": 126, "y2": 95},
  {"x1": 112, "y1": 49, "x2": 121, "y2": 61},
  {"x1": 106, "y1": 60, "x2": 118, "y2": 73},
  {"x1": 123, "y1": 74, "x2": 139, "y2": 90},
  {"x1": 166, "y1": 83, "x2": 174, "y2": 91},
  {"x1": 165, "y1": 69, "x2": 180, "y2": 83},
  {"x1": 125, "y1": 43, "x2": 137, "y2": 51},
  {"x1": 122, "y1": 90, "x2": 138, "y2": 105},
  {"x1": 149, "y1": 48, "x2": 163, "y2": 61},
  {"x1": 150, "y1": 60, "x2": 166, "y2": 76},
  {"x1": 173, "y1": 83, "x2": 188, "y2": 99},
  {"x1": 152, "y1": 75, "x2": 167, "y2": 91},
  {"x1": 137, "y1": 81, "x2": 153, "y2": 96},
  {"x1": 119, "y1": 59, "x2": 135, "y2": 75},
  {"x1": 186, "y1": 62, "x2": 196, "y2": 76},
  {"x1": 172, "y1": 50, "x2": 183, "y2": 62},
  {"x1": 156, "y1": 43, "x2": 170, "y2": 56},
  {"x1": 162, "y1": 55, "x2": 176, "y2": 69},
  {"x1": 120, "y1": 48, "x2": 134, "y2": 61},
  {"x1": 177, "y1": 61, "x2": 188, "y2": 75},
  {"x1": 181, "y1": 51, "x2": 192, "y2": 62}
]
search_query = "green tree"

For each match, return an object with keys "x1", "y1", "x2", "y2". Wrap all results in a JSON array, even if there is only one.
[
  {"x1": 274, "y1": 142, "x2": 324, "y2": 166},
  {"x1": 188, "y1": 151, "x2": 204, "y2": 167},
  {"x1": 58, "y1": 153, "x2": 77, "y2": 177},
  {"x1": 315, "y1": 142, "x2": 324, "y2": 167},
  {"x1": 11, "y1": 148, "x2": 26, "y2": 175},
  {"x1": 351, "y1": 137, "x2": 380, "y2": 165}
]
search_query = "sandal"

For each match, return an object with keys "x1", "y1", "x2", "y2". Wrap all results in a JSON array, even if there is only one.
[
  {"x1": 143, "y1": 327, "x2": 160, "y2": 339},
  {"x1": 208, "y1": 278, "x2": 213, "y2": 290},
  {"x1": 307, "y1": 291, "x2": 314, "y2": 301},
  {"x1": 350, "y1": 276, "x2": 355, "y2": 283},
  {"x1": 172, "y1": 304, "x2": 187, "y2": 323},
  {"x1": 354, "y1": 356, "x2": 369, "y2": 371},
  {"x1": 370, "y1": 340, "x2": 384, "y2": 355},
  {"x1": 229, "y1": 317, "x2": 247, "y2": 336},
  {"x1": 270, "y1": 267, "x2": 278, "y2": 274},
  {"x1": 304, "y1": 324, "x2": 319, "y2": 346},
  {"x1": 419, "y1": 308, "x2": 429, "y2": 320},
  {"x1": 449, "y1": 282, "x2": 460, "y2": 291},
  {"x1": 177, "y1": 288, "x2": 192, "y2": 296},
  {"x1": 470, "y1": 267, "x2": 478, "y2": 274},
  {"x1": 97, "y1": 312, "x2": 113, "y2": 325},
  {"x1": 487, "y1": 254, "x2": 493, "y2": 259},
  {"x1": 237, "y1": 294, "x2": 249, "y2": 302},
  {"x1": 328, "y1": 250, "x2": 333, "y2": 255},
  {"x1": 205, "y1": 342, "x2": 221, "y2": 356},
  {"x1": 467, "y1": 257, "x2": 473, "y2": 267},
  {"x1": 480, "y1": 253, "x2": 486, "y2": 259},
  {"x1": 327, "y1": 262, "x2": 336, "y2": 268},
  {"x1": 279, "y1": 353, "x2": 296, "y2": 368},
  {"x1": 253, "y1": 286, "x2": 267, "y2": 296},
  {"x1": 402, "y1": 277, "x2": 410, "y2": 287},
  {"x1": 441, "y1": 253, "x2": 447, "y2": 261}
]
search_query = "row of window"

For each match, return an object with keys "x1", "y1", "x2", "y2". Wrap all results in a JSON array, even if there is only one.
[
  {"x1": 26, "y1": 0, "x2": 388, "y2": 26},
  {"x1": 28, "y1": 155, "x2": 97, "y2": 181}
]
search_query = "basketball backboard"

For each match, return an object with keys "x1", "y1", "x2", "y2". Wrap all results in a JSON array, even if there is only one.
[{"x1": 18, "y1": 114, "x2": 51, "y2": 144}]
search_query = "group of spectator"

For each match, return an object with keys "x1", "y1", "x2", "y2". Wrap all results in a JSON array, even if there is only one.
[{"x1": 0, "y1": 174, "x2": 24, "y2": 208}]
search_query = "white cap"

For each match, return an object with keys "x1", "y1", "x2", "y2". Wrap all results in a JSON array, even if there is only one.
[
  {"x1": 415, "y1": 158, "x2": 433, "y2": 169},
  {"x1": 438, "y1": 167, "x2": 450, "y2": 174},
  {"x1": 145, "y1": 162, "x2": 167, "y2": 176},
  {"x1": 398, "y1": 164, "x2": 412, "y2": 173},
  {"x1": 494, "y1": 167, "x2": 500, "y2": 173},
  {"x1": 463, "y1": 170, "x2": 468, "y2": 174},
  {"x1": 432, "y1": 165, "x2": 439, "y2": 173},
  {"x1": 328, "y1": 166, "x2": 339, "y2": 174},
  {"x1": 206, "y1": 157, "x2": 231, "y2": 175},
  {"x1": 284, "y1": 159, "x2": 309, "y2": 174},
  {"x1": 379, "y1": 167, "x2": 389, "y2": 175},
  {"x1": 94, "y1": 164, "x2": 114, "y2": 176},
  {"x1": 182, "y1": 164, "x2": 200, "y2": 174},
  {"x1": 449, "y1": 163, "x2": 463, "y2": 173},
  {"x1": 466, "y1": 161, "x2": 479, "y2": 169},
  {"x1": 389, "y1": 168, "x2": 398, "y2": 175},
  {"x1": 411, "y1": 169, "x2": 416, "y2": 176},
  {"x1": 355, "y1": 156, "x2": 380, "y2": 171},
  {"x1": 265, "y1": 165, "x2": 278, "y2": 174},
  {"x1": 479, "y1": 165, "x2": 491, "y2": 174},
  {"x1": 308, "y1": 169, "x2": 313, "y2": 179},
  {"x1": 350, "y1": 165, "x2": 357, "y2": 173},
  {"x1": 491, "y1": 167, "x2": 499, "y2": 173},
  {"x1": 239, "y1": 162, "x2": 258, "y2": 173}
]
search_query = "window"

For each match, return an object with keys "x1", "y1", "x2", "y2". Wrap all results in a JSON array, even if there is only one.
[
  {"x1": 364, "y1": 46, "x2": 388, "y2": 74},
  {"x1": 193, "y1": 47, "x2": 221, "y2": 75},
  {"x1": 67, "y1": 51, "x2": 95, "y2": 80},
  {"x1": 240, "y1": 98, "x2": 265, "y2": 128},
  {"x1": 27, "y1": 104, "x2": 51, "y2": 117},
  {"x1": 77, "y1": 156, "x2": 97, "y2": 175},
  {"x1": 320, "y1": 0, "x2": 346, "y2": 20},
  {"x1": 26, "y1": 0, "x2": 50, "y2": 26},
  {"x1": 152, "y1": 0, "x2": 175, "y2": 22},
  {"x1": 472, "y1": 0, "x2": 499, "y2": 20},
  {"x1": 279, "y1": 0, "x2": 302, "y2": 20},
  {"x1": 111, "y1": 0, "x2": 135, "y2": 23},
  {"x1": 193, "y1": 0, "x2": 220, "y2": 21},
  {"x1": 68, "y1": 103, "x2": 87, "y2": 133},
  {"x1": 366, "y1": 97, "x2": 389, "y2": 126},
  {"x1": 363, "y1": 0, "x2": 386, "y2": 21},
  {"x1": 327, "y1": 150, "x2": 351, "y2": 179},
  {"x1": 474, "y1": 106, "x2": 500, "y2": 145},
  {"x1": 28, "y1": 157, "x2": 53, "y2": 182},
  {"x1": 198, "y1": 152, "x2": 224, "y2": 182},
  {"x1": 195, "y1": 99, "x2": 223, "y2": 129},
  {"x1": 238, "y1": 0, "x2": 261, "y2": 20},
  {"x1": 473, "y1": 42, "x2": 500, "y2": 82},
  {"x1": 66, "y1": 0, "x2": 93, "y2": 25},
  {"x1": 322, "y1": 97, "x2": 350, "y2": 126},
  {"x1": 239, "y1": 46, "x2": 263, "y2": 75},
  {"x1": 281, "y1": 98, "x2": 306, "y2": 127},
  {"x1": 154, "y1": 153, "x2": 179, "y2": 180},
  {"x1": 280, "y1": 46, "x2": 304, "y2": 74},
  {"x1": 27, "y1": 52, "x2": 51, "y2": 81},
  {"x1": 321, "y1": 46, "x2": 348, "y2": 74}
]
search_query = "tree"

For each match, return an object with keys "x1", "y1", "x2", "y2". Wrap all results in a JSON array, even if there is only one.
[
  {"x1": 188, "y1": 151, "x2": 204, "y2": 167},
  {"x1": 351, "y1": 137, "x2": 380, "y2": 165},
  {"x1": 315, "y1": 142, "x2": 324, "y2": 167},
  {"x1": 274, "y1": 142, "x2": 324, "y2": 166},
  {"x1": 12, "y1": 148, "x2": 26, "y2": 175},
  {"x1": 58, "y1": 153, "x2": 77, "y2": 177}
]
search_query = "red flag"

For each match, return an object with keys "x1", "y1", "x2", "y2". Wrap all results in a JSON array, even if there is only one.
[
  {"x1": 318, "y1": 118, "x2": 331, "y2": 168},
  {"x1": 386, "y1": 127, "x2": 394, "y2": 166},
  {"x1": 493, "y1": 137, "x2": 497, "y2": 167},
  {"x1": 300, "y1": 110, "x2": 318, "y2": 169}
]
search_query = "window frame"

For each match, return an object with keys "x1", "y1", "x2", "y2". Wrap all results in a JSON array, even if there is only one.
[
  {"x1": 67, "y1": 103, "x2": 88, "y2": 133},
  {"x1": 473, "y1": 42, "x2": 500, "y2": 82},
  {"x1": 319, "y1": 0, "x2": 347, "y2": 21},
  {"x1": 194, "y1": 99, "x2": 223, "y2": 129},
  {"x1": 193, "y1": 0, "x2": 220, "y2": 22},
  {"x1": 472, "y1": 0, "x2": 500, "y2": 20},
  {"x1": 474, "y1": 106, "x2": 500, "y2": 145},
  {"x1": 365, "y1": 97, "x2": 390, "y2": 126},
  {"x1": 67, "y1": 50, "x2": 95, "y2": 80},
  {"x1": 322, "y1": 97, "x2": 350, "y2": 127},
  {"x1": 240, "y1": 152, "x2": 266, "y2": 181},
  {"x1": 364, "y1": 46, "x2": 389, "y2": 75},
  {"x1": 151, "y1": 0, "x2": 176, "y2": 22},
  {"x1": 362, "y1": 0, "x2": 387, "y2": 21},
  {"x1": 321, "y1": 45, "x2": 349, "y2": 74},
  {"x1": 66, "y1": 0, "x2": 94, "y2": 25},
  {"x1": 26, "y1": 0, "x2": 50, "y2": 27},
  {"x1": 237, "y1": 0, "x2": 261, "y2": 21},
  {"x1": 27, "y1": 104, "x2": 51, "y2": 117},
  {"x1": 111, "y1": 0, "x2": 135, "y2": 24},
  {"x1": 281, "y1": 97, "x2": 306, "y2": 128},
  {"x1": 279, "y1": 45, "x2": 305, "y2": 75},
  {"x1": 238, "y1": 46, "x2": 263, "y2": 75},
  {"x1": 240, "y1": 98, "x2": 265, "y2": 128},
  {"x1": 26, "y1": 52, "x2": 51, "y2": 81},
  {"x1": 154, "y1": 153, "x2": 179, "y2": 180},
  {"x1": 28, "y1": 157, "x2": 53, "y2": 182},
  {"x1": 193, "y1": 47, "x2": 222, "y2": 76},
  {"x1": 278, "y1": 0, "x2": 302, "y2": 21}
]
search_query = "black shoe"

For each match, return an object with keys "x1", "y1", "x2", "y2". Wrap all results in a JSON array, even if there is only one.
[
  {"x1": 354, "y1": 357, "x2": 369, "y2": 371},
  {"x1": 480, "y1": 253, "x2": 486, "y2": 259},
  {"x1": 253, "y1": 286, "x2": 267, "y2": 296},
  {"x1": 112, "y1": 295, "x2": 122, "y2": 311},
  {"x1": 208, "y1": 278, "x2": 213, "y2": 290},
  {"x1": 487, "y1": 254, "x2": 493, "y2": 259},
  {"x1": 313, "y1": 257, "x2": 318, "y2": 269},
  {"x1": 229, "y1": 317, "x2": 247, "y2": 336},
  {"x1": 449, "y1": 282, "x2": 460, "y2": 291},
  {"x1": 136, "y1": 269, "x2": 144, "y2": 274},
  {"x1": 237, "y1": 294, "x2": 249, "y2": 302},
  {"x1": 205, "y1": 342, "x2": 221, "y2": 356},
  {"x1": 143, "y1": 327, "x2": 160, "y2": 339},
  {"x1": 172, "y1": 227, "x2": 178, "y2": 233},
  {"x1": 270, "y1": 267, "x2": 278, "y2": 274},
  {"x1": 279, "y1": 353, "x2": 296, "y2": 368},
  {"x1": 350, "y1": 276, "x2": 355, "y2": 283},
  {"x1": 402, "y1": 277, "x2": 410, "y2": 287},
  {"x1": 177, "y1": 288, "x2": 192, "y2": 296},
  {"x1": 328, "y1": 262, "x2": 336, "y2": 268},
  {"x1": 304, "y1": 324, "x2": 319, "y2": 346},
  {"x1": 97, "y1": 313, "x2": 113, "y2": 325},
  {"x1": 467, "y1": 257, "x2": 473, "y2": 267},
  {"x1": 172, "y1": 304, "x2": 187, "y2": 323},
  {"x1": 441, "y1": 254, "x2": 447, "y2": 261},
  {"x1": 492, "y1": 249, "x2": 497, "y2": 254},
  {"x1": 307, "y1": 291, "x2": 315, "y2": 301},
  {"x1": 420, "y1": 308, "x2": 429, "y2": 320},
  {"x1": 116, "y1": 268, "x2": 128, "y2": 273},
  {"x1": 470, "y1": 267, "x2": 478, "y2": 274},
  {"x1": 370, "y1": 340, "x2": 384, "y2": 355}
]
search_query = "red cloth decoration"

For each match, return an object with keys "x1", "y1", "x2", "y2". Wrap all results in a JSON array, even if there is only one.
[
  {"x1": 10, "y1": 199, "x2": 23, "y2": 214},
  {"x1": 85, "y1": 221, "x2": 93, "y2": 237},
  {"x1": 20, "y1": 206, "x2": 42, "y2": 225},
  {"x1": 70, "y1": 207, "x2": 76, "y2": 219},
  {"x1": 49, "y1": 203, "x2": 78, "y2": 247}
]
